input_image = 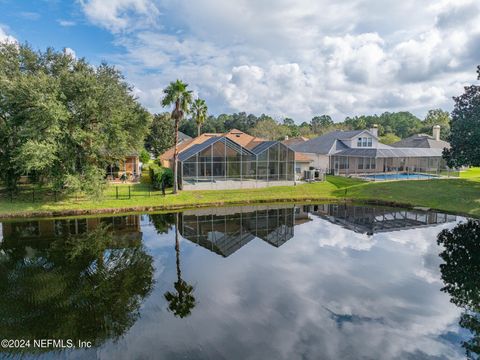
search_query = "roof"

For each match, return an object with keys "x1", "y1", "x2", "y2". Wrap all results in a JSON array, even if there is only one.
[
  {"x1": 334, "y1": 147, "x2": 444, "y2": 158},
  {"x1": 391, "y1": 134, "x2": 451, "y2": 149},
  {"x1": 159, "y1": 133, "x2": 219, "y2": 162},
  {"x1": 224, "y1": 129, "x2": 262, "y2": 147},
  {"x1": 249, "y1": 141, "x2": 278, "y2": 155},
  {"x1": 178, "y1": 131, "x2": 192, "y2": 142},
  {"x1": 291, "y1": 130, "x2": 365, "y2": 154},
  {"x1": 295, "y1": 152, "x2": 314, "y2": 162},
  {"x1": 178, "y1": 136, "x2": 255, "y2": 161},
  {"x1": 282, "y1": 137, "x2": 309, "y2": 146},
  {"x1": 159, "y1": 129, "x2": 282, "y2": 162}
]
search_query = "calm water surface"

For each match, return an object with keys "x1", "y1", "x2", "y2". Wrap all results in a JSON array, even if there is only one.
[{"x1": 0, "y1": 203, "x2": 478, "y2": 359}]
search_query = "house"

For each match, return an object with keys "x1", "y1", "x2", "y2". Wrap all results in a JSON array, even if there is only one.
[
  {"x1": 391, "y1": 125, "x2": 450, "y2": 149},
  {"x1": 301, "y1": 203, "x2": 456, "y2": 235},
  {"x1": 106, "y1": 153, "x2": 141, "y2": 182},
  {"x1": 159, "y1": 129, "x2": 296, "y2": 190},
  {"x1": 292, "y1": 125, "x2": 450, "y2": 176}
]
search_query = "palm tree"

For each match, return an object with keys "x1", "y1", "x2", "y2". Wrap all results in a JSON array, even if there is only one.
[
  {"x1": 164, "y1": 213, "x2": 196, "y2": 318},
  {"x1": 191, "y1": 98, "x2": 208, "y2": 136},
  {"x1": 161, "y1": 80, "x2": 193, "y2": 194}
]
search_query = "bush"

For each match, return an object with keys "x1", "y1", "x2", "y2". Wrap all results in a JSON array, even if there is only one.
[
  {"x1": 139, "y1": 149, "x2": 150, "y2": 164},
  {"x1": 149, "y1": 164, "x2": 173, "y2": 190}
]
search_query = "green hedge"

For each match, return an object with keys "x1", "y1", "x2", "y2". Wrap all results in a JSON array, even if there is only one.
[{"x1": 149, "y1": 163, "x2": 173, "y2": 190}]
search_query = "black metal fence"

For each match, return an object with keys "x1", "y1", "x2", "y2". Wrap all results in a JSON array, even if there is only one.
[{"x1": 0, "y1": 184, "x2": 167, "y2": 203}]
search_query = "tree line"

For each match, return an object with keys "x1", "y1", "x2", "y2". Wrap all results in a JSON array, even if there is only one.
[{"x1": 146, "y1": 109, "x2": 451, "y2": 158}]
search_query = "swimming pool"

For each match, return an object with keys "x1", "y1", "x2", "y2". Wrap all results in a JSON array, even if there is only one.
[{"x1": 362, "y1": 173, "x2": 439, "y2": 181}]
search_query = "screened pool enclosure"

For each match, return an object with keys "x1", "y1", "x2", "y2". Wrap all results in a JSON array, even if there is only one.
[{"x1": 178, "y1": 137, "x2": 295, "y2": 188}]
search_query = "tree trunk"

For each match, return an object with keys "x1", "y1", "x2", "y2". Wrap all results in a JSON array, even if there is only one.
[
  {"x1": 197, "y1": 123, "x2": 201, "y2": 137},
  {"x1": 172, "y1": 102, "x2": 180, "y2": 194},
  {"x1": 175, "y1": 212, "x2": 181, "y2": 283}
]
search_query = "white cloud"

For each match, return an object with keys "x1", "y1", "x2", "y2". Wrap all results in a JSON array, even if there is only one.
[
  {"x1": 0, "y1": 25, "x2": 16, "y2": 44},
  {"x1": 58, "y1": 19, "x2": 76, "y2": 27},
  {"x1": 79, "y1": 0, "x2": 480, "y2": 121},
  {"x1": 80, "y1": 0, "x2": 160, "y2": 33},
  {"x1": 63, "y1": 47, "x2": 76, "y2": 59}
]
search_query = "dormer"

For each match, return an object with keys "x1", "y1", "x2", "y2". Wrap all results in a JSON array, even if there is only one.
[{"x1": 340, "y1": 130, "x2": 380, "y2": 149}]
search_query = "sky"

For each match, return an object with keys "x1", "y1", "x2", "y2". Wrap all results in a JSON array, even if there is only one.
[{"x1": 0, "y1": 0, "x2": 479, "y2": 123}]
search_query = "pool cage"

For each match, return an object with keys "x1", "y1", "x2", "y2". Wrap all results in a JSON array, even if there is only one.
[
  {"x1": 179, "y1": 137, "x2": 296, "y2": 187},
  {"x1": 329, "y1": 148, "x2": 459, "y2": 180},
  {"x1": 178, "y1": 206, "x2": 295, "y2": 257}
]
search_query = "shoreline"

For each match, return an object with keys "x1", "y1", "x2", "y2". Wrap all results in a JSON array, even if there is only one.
[
  {"x1": 0, "y1": 196, "x2": 474, "y2": 222},
  {"x1": 1, "y1": 174, "x2": 479, "y2": 220}
]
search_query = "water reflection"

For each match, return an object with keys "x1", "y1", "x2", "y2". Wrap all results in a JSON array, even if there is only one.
[
  {"x1": 0, "y1": 204, "x2": 473, "y2": 359},
  {"x1": 164, "y1": 214, "x2": 196, "y2": 318},
  {"x1": 438, "y1": 220, "x2": 480, "y2": 358},
  {"x1": 178, "y1": 205, "x2": 295, "y2": 257},
  {"x1": 0, "y1": 216, "x2": 154, "y2": 355},
  {"x1": 177, "y1": 204, "x2": 456, "y2": 256},
  {"x1": 301, "y1": 203, "x2": 457, "y2": 235}
]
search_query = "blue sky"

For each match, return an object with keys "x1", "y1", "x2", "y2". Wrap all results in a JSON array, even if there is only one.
[{"x1": 1, "y1": 0, "x2": 479, "y2": 122}]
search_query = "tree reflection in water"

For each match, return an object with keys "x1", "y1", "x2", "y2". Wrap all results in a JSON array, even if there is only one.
[
  {"x1": 0, "y1": 223, "x2": 154, "y2": 355},
  {"x1": 163, "y1": 213, "x2": 196, "y2": 318},
  {"x1": 438, "y1": 219, "x2": 480, "y2": 358}
]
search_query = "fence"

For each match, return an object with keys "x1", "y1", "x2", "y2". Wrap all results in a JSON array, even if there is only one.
[{"x1": 0, "y1": 184, "x2": 167, "y2": 203}]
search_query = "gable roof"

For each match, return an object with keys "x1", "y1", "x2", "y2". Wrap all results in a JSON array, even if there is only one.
[
  {"x1": 391, "y1": 134, "x2": 450, "y2": 149},
  {"x1": 159, "y1": 133, "x2": 219, "y2": 162},
  {"x1": 178, "y1": 136, "x2": 255, "y2": 162},
  {"x1": 291, "y1": 130, "x2": 365, "y2": 154}
]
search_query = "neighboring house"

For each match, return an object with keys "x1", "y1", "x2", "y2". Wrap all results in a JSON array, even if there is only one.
[
  {"x1": 106, "y1": 153, "x2": 141, "y2": 182},
  {"x1": 178, "y1": 131, "x2": 192, "y2": 143},
  {"x1": 299, "y1": 203, "x2": 456, "y2": 235},
  {"x1": 292, "y1": 125, "x2": 450, "y2": 176},
  {"x1": 159, "y1": 129, "x2": 296, "y2": 190},
  {"x1": 391, "y1": 125, "x2": 450, "y2": 149}
]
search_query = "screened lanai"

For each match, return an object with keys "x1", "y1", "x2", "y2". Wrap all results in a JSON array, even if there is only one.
[
  {"x1": 329, "y1": 148, "x2": 448, "y2": 176},
  {"x1": 178, "y1": 136, "x2": 295, "y2": 189}
]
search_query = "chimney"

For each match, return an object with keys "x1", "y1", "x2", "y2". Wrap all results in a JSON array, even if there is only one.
[
  {"x1": 284, "y1": 135, "x2": 289, "y2": 141},
  {"x1": 433, "y1": 125, "x2": 440, "y2": 141},
  {"x1": 370, "y1": 124, "x2": 378, "y2": 137}
]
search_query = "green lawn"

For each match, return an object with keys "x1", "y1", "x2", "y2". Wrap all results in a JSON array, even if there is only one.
[
  {"x1": 460, "y1": 167, "x2": 480, "y2": 179},
  {"x1": 1, "y1": 171, "x2": 479, "y2": 218}
]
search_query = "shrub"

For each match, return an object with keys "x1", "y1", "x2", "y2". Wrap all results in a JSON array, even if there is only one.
[
  {"x1": 139, "y1": 149, "x2": 151, "y2": 164},
  {"x1": 149, "y1": 164, "x2": 173, "y2": 190}
]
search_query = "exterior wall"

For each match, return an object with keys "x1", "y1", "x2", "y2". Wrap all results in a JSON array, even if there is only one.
[
  {"x1": 342, "y1": 131, "x2": 379, "y2": 149},
  {"x1": 302, "y1": 153, "x2": 329, "y2": 170},
  {"x1": 295, "y1": 161, "x2": 311, "y2": 180},
  {"x1": 106, "y1": 156, "x2": 140, "y2": 182}
]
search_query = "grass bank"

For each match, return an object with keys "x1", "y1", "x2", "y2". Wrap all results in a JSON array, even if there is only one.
[{"x1": 0, "y1": 169, "x2": 479, "y2": 219}]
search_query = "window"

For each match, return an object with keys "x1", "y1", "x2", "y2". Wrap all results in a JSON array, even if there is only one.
[
  {"x1": 296, "y1": 167, "x2": 301, "y2": 174},
  {"x1": 357, "y1": 137, "x2": 373, "y2": 148},
  {"x1": 358, "y1": 158, "x2": 364, "y2": 170}
]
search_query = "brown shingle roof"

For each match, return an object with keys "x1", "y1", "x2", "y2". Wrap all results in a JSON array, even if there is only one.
[
  {"x1": 159, "y1": 133, "x2": 220, "y2": 162},
  {"x1": 159, "y1": 129, "x2": 278, "y2": 162}
]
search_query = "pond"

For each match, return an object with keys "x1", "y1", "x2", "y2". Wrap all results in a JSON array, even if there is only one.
[{"x1": 0, "y1": 203, "x2": 478, "y2": 359}]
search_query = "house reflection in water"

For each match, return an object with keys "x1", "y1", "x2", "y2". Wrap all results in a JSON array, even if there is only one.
[
  {"x1": 299, "y1": 203, "x2": 457, "y2": 235},
  {"x1": 178, "y1": 205, "x2": 295, "y2": 257},
  {"x1": 1, "y1": 215, "x2": 142, "y2": 246}
]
